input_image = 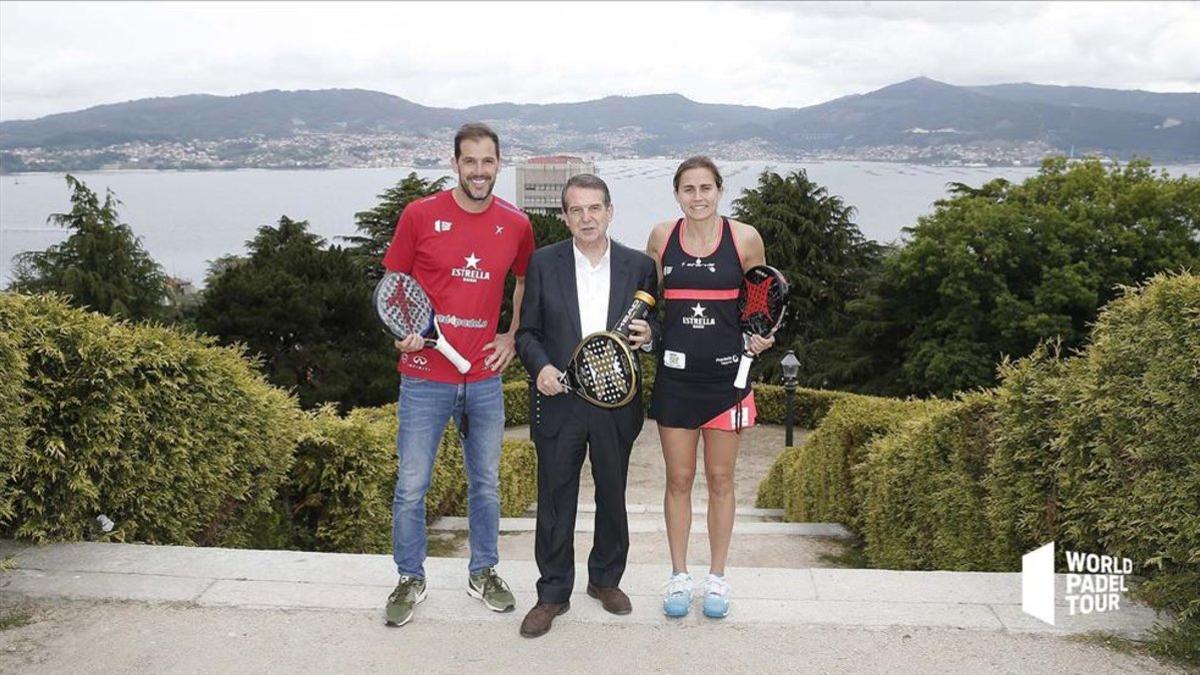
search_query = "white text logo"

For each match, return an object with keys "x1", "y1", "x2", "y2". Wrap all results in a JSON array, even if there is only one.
[
  {"x1": 434, "y1": 219, "x2": 453, "y2": 233},
  {"x1": 1022, "y1": 542, "x2": 1132, "y2": 626},
  {"x1": 452, "y1": 252, "x2": 491, "y2": 283}
]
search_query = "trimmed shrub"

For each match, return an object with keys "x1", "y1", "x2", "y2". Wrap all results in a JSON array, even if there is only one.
[
  {"x1": 858, "y1": 392, "x2": 1001, "y2": 570},
  {"x1": 503, "y1": 380, "x2": 530, "y2": 426},
  {"x1": 755, "y1": 444, "x2": 799, "y2": 509},
  {"x1": 0, "y1": 292, "x2": 301, "y2": 547},
  {"x1": 782, "y1": 393, "x2": 943, "y2": 529},
  {"x1": 752, "y1": 384, "x2": 847, "y2": 429},
  {"x1": 983, "y1": 345, "x2": 1071, "y2": 569},
  {"x1": 285, "y1": 404, "x2": 538, "y2": 554},
  {"x1": 1053, "y1": 273, "x2": 1200, "y2": 653},
  {"x1": 0, "y1": 322, "x2": 28, "y2": 526}
]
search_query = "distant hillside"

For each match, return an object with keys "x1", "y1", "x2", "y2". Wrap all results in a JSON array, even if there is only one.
[
  {"x1": 969, "y1": 82, "x2": 1200, "y2": 122},
  {"x1": 2, "y1": 78, "x2": 1197, "y2": 163}
]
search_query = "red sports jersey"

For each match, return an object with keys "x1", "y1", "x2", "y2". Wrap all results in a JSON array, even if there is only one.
[{"x1": 382, "y1": 189, "x2": 534, "y2": 383}]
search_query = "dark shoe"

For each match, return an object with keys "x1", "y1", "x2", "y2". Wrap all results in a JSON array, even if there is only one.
[
  {"x1": 384, "y1": 575, "x2": 427, "y2": 627},
  {"x1": 520, "y1": 601, "x2": 570, "y2": 638},
  {"x1": 587, "y1": 582, "x2": 632, "y2": 615},
  {"x1": 468, "y1": 567, "x2": 516, "y2": 613}
]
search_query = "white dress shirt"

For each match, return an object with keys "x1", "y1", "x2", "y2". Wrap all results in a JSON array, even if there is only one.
[{"x1": 573, "y1": 237, "x2": 611, "y2": 337}]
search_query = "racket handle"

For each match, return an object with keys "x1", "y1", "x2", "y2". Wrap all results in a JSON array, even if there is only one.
[
  {"x1": 612, "y1": 290, "x2": 657, "y2": 337},
  {"x1": 734, "y1": 353, "x2": 754, "y2": 389},
  {"x1": 433, "y1": 334, "x2": 472, "y2": 374}
]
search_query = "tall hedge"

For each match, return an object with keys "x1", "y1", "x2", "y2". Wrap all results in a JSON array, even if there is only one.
[
  {"x1": 767, "y1": 393, "x2": 944, "y2": 528},
  {"x1": 285, "y1": 404, "x2": 538, "y2": 554},
  {"x1": 858, "y1": 392, "x2": 1000, "y2": 570},
  {"x1": 763, "y1": 272, "x2": 1199, "y2": 661},
  {"x1": 0, "y1": 292, "x2": 301, "y2": 546}
]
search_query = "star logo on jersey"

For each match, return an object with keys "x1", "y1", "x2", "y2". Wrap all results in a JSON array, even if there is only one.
[
  {"x1": 682, "y1": 302, "x2": 716, "y2": 329},
  {"x1": 452, "y1": 251, "x2": 491, "y2": 283},
  {"x1": 495, "y1": 225, "x2": 504, "y2": 235}
]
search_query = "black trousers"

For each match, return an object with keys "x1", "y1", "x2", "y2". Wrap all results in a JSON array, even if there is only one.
[{"x1": 533, "y1": 400, "x2": 633, "y2": 603}]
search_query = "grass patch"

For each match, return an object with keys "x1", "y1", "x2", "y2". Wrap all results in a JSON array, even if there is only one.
[
  {"x1": 426, "y1": 531, "x2": 468, "y2": 558},
  {"x1": 817, "y1": 539, "x2": 869, "y2": 569},
  {"x1": 0, "y1": 609, "x2": 33, "y2": 631},
  {"x1": 1070, "y1": 630, "x2": 1198, "y2": 671},
  {"x1": 0, "y1": 556, "x2": 16, "y2": 571}
]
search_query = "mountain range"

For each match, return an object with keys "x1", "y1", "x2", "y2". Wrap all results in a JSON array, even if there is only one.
[{"x1": 1, "y1": 77, "x2": 1197, "y2": 163}]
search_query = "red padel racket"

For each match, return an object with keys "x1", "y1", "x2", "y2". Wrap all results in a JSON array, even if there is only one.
[
  {"x1": 733, "y1": 265, "x2": 789, "y2": 389},
  {"x1": 373, "y1": 270, "x2": 471, "y2": 374}
]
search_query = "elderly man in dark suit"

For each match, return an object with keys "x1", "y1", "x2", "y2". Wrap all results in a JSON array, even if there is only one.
[{"x1": 515, "y1": 173, "x2": 659, "y2": 638}]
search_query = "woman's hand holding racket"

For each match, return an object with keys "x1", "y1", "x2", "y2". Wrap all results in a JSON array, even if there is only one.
[{"x1": 733, "y1": 265, "x2": 789, "y2": 389}]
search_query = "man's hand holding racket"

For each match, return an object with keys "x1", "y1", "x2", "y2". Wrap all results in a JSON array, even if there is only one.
[{"x1": 394, "y1": 335, "x2": 425, "y2": 353}]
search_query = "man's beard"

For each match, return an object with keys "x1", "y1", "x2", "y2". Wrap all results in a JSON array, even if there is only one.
[{"x1": 459, "y1": 175, "x2": 495, "y2": 202}]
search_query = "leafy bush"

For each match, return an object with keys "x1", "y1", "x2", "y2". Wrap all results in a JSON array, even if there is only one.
[
  {"x1": 776, "y1": 393, "x2": 944, "y2": 528},
  {"x1": 0, "y1": 292, "x2": 301, "y2": 546},
  {"x1": 284, "y1": 405, "x2": 537, "y2": 554},
  {"x1": 764, "y1": 272, "x2": 1199, "y2": 662},
  {"x1": 857, "y1": 392, "x2": 1000, "y2": 570}
]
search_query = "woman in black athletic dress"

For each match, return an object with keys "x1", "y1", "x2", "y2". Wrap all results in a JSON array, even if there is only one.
[{"x1": 646, "y1": 157, "x2": 774, "y2": 618}]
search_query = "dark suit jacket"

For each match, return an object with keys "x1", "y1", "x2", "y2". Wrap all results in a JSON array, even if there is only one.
[{"x1": 516, "y1": 238, "x2": 660, "y2": 440}]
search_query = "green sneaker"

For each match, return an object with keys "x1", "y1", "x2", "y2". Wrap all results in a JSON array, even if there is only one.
[
  {"x1": 385, "y1": 575, "x2": 427, "y2": 626},
  {"x1": 468, "y1": 567, "x2": 516, "y2": 613}
]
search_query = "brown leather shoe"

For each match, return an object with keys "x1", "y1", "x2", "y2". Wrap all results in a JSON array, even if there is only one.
[
  {"x1": 587, "y1": 583, "x2": 632, "y2": 615},
  {"x1": 520, "y1": 601, "x2": 569, "y2": 638}
]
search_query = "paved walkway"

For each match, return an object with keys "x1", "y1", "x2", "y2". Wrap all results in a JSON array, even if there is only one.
[
  {"x1": 0, "y1": 424, "x2": 1181, "y2": 672},
  {"x1": 0, "y1": 542, "x2": 1178, "y2": 673}
]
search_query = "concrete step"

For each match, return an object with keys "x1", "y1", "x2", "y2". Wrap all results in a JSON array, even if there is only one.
[
  {"x1": 0, "y1": 541, "x2": 1161, "y2": 638},
  {"x1": 430, "y1": 516, "x2": 852, "y2": 538},
  {"x1": 523, "y1": 502, "x2": 786, "y2": 519}
]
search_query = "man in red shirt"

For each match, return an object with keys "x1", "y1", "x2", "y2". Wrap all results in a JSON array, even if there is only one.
[{"x1": 383, "y1": 123, "x2": 534, "y2": 627}]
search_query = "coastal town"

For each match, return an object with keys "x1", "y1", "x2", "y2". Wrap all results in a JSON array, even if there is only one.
[{"x1": 0, "y1": 129, "x2": 1073, "y2": 173}]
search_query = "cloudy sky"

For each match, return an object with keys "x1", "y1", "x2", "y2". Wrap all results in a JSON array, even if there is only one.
[{"x1": 1, "y1": 1, "x2": 1197, "y2": 121}]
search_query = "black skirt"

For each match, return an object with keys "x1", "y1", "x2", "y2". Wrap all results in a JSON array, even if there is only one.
[{"x1": 649, "y1": 368, "x2": 753, "y2": 430}]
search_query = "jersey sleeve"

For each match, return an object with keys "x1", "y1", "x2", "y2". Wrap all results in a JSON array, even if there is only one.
[
  {"x1": 381, "y1": 203, "x2": 419, "y2": 273},
  {"x1": 512, "y1": 218, "x2": 534, "y2": 277}
]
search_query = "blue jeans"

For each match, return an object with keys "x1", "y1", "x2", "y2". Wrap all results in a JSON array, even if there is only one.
[{"x1": 392, "y1": 374, "x2": 505, "y2": 578}]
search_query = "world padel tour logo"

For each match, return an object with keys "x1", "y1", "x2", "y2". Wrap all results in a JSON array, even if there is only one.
[
  {"x1": 1021, "y1": 541, "x2": 1133, "y2": 625},
  {"x1": 452, "y1": 252, "x2": 490, "y2": 283}
]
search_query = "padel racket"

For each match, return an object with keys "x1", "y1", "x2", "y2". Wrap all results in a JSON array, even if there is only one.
[
  {"x1": 558, "y1": 290, "x2": 656, "y2": 408},
  {"x1": 373, "y1": 271, "x2": 471, "y2": 374},
  {"x1": 733, "y1": 265, "x2": 789, "y2": 389}
]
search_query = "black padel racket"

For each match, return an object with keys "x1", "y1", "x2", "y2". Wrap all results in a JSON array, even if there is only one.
[
  {"x1": 559, "y1": 290, "x2": 655, "y2": 408},
  {"x1": 733, "y1": 265, "x2": 789, "y2": 389},
  {"x1": 373, "y1": 271, "x2": 471, "y2": 374}
]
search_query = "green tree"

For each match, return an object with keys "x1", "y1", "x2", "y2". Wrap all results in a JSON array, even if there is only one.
[
  {"x1": 730, "y1": 169, "x2": 883, "y2": 386},
  {"x1": 868, "y1": 158, "x2": 1200, "y2": 396},
  {"x1": 11, "y1": 175, "x2": 168, "y2": 320},
  {"x1": 195, "y1": 216, "x2": 395, "y2": 411},
  {"x1": 342, "y1": 172, "x2": 448, "y2": 263}
]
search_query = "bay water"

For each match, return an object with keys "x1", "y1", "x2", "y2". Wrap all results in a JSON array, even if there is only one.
[{"x1": 3, "y1": 160, "x2": 1196, "y2": 287}]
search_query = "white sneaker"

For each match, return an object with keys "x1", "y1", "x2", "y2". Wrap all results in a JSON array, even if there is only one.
[
  {"x1": 702, "y1": 573, "x2": 731, "y2": 618},
  {"x1": 662, "y1": 572, "x2": 694, "y2": 617}
]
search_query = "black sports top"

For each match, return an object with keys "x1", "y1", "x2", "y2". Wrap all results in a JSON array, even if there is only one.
[{"x1": 657, "y1": 217, "x2": 744, "y2": 380}]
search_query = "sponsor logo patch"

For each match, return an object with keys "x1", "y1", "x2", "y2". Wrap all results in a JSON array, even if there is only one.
[
  {"x1": 452, "y1": 252, "x2": 491, "y2": 283},
  {"x1": 436, "y1": 314, "x2": 489, "y2": 329},
  {"x1": 663, "y1": 350, "x2": 687, "y2": 369},
  {"x1": 682, "y1": 303, "x2": 717, "y2": 329}
]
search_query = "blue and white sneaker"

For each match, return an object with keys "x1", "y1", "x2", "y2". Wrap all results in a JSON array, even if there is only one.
[
  {"x1": 702, "y1": 574, "x2": 731, "y2": 618},
  {"x1": 662, "y1": 572, "x2": 694, "y2": 617}
]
